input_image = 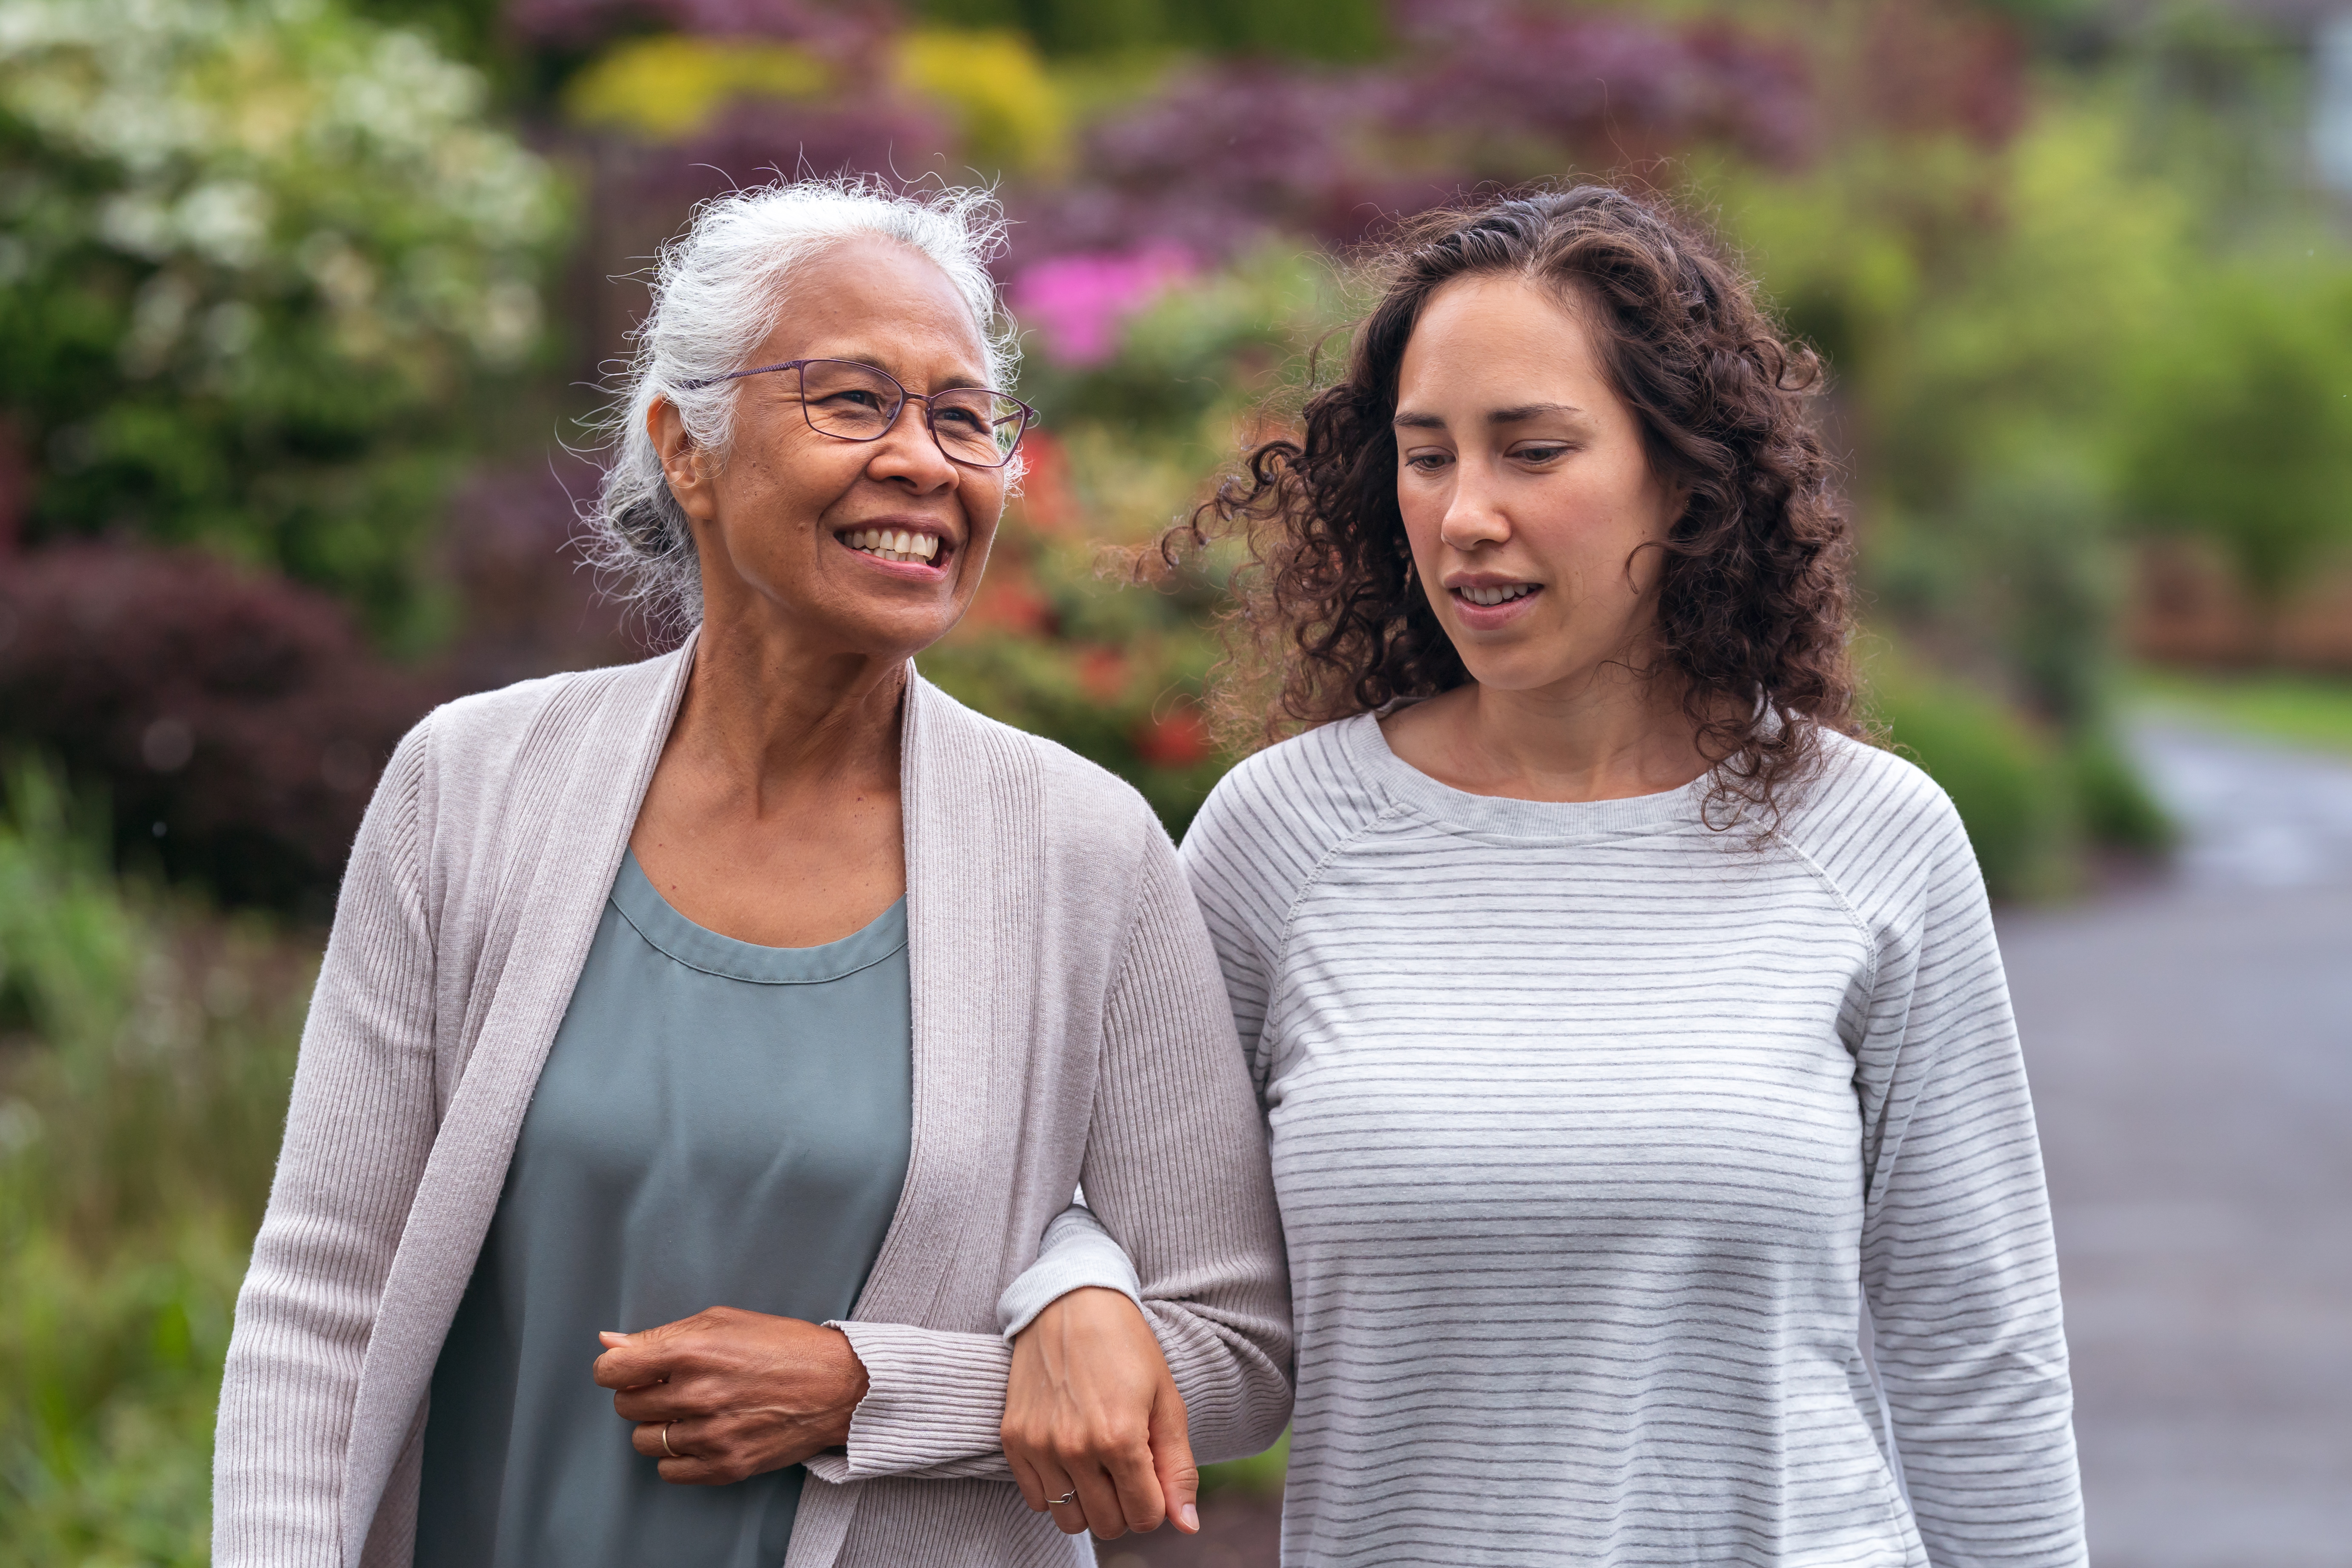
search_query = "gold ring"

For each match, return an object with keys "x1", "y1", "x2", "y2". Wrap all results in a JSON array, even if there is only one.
[{"x1": 661, "y1": 1421, "x2": 678, "y2": 1458}]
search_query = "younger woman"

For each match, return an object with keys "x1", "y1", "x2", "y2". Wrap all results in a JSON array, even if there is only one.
[{"x1": 1003, "y1": 188, "x2": 2084, "y2": 1567}]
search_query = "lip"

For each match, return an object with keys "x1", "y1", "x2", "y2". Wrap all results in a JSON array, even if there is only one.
[
  {"x1": 1443, "y1": 576, "x2": 1543, "y2": 630},
  {"x1": 833, "y1": 517, "x2": 957, "y2": 580}
]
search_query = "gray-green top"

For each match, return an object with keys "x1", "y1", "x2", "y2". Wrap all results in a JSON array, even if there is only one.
[{"x1": 415, "y1": 850, "x2": 912, "y2": 1568}]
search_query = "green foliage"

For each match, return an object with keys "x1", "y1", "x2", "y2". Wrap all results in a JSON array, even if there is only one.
[
  {"x1": 2120, "y1": 262, "x2": 2352, "y2": 619},
  {"x1": 0, "y1": 0, "x2": 569, "y2": 640},
  {"x1": 1866, "y1": 660, "x2": 2073, "y2": 901},
  {"x1": 0, "y1": 761, "x2": 309, "y2": 1561},
  {"x1": 1201, "y1": 1427, "x2": 1290, "y2": 1497},
  {"x1": 2132, "y1": 668, "x2": 2352, "y2": 757}
]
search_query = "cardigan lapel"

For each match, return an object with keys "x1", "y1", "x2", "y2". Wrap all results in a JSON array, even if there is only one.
[
  {"x1": 850, "y1": 670, "x2": 1043, "y2": 1325},
  {"x1": 337, "y1": 638, "x2": 696, "y2": 1568},
  {"x1": 785, "y1": 670, "x2": 1046, "y2": 1568}
]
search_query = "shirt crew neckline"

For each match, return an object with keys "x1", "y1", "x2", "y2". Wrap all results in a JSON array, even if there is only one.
[
  {"x1": 610, "y1": 850, "x2": 909, "y2": 985},
  {"x1": 1337, "y1": 709, "x2": 1715, "y2": 843}
]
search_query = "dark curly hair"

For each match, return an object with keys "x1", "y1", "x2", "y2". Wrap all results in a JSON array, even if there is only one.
[{"x1": 1170, "y1": 184, "x2": 1860, "y2": 824}]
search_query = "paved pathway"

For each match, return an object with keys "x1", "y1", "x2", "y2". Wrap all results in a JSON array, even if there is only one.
[
  {"x1": 2007, "y1": 725, "x2": 2352, "y2": 1568},
  {"x1": 1114, "y1": 723, "x2": 2352, "y2": 1568}
]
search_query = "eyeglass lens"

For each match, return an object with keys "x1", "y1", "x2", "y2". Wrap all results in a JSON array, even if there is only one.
[{"x1": 798, "y1": 360, "x2": 1026, "y2": 466}]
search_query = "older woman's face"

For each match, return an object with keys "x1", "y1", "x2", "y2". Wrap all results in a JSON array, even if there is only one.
[
  {"x1": 658, "y1": 236, "x2": 1008, "y2": 660},
  {"x1": 1393, "y1": 273, "x2": 1681, "y2": 695}
]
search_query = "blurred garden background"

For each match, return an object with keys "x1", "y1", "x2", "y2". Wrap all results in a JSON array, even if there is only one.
[{"x1": 4, "y1": 0, "x2": 2352, "y2": 1563}]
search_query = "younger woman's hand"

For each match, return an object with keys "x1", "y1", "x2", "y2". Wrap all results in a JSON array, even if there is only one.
[
  {"x1": 592, "y1": 1306, "x2": 869, "y2": 1485},
  {"x1": 1003, "y1": 1287, "x2": 1199, "y2": 1540}
]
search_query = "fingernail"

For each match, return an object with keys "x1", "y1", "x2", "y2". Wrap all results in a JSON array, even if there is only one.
[
  {"x1": 599, "y1": 1331, "x2": 629, "y2": 1345},
  {"x1": 1180, "y1": 1503, "x2": 1199, "y2": 1532}
]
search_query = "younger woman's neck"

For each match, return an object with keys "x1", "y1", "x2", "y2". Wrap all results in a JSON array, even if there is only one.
[{"x1": 1382, "y1": 661, "x2": 1713, "y2": 805}]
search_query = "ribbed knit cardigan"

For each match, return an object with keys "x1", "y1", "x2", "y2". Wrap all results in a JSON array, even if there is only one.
[{"x1": 210, "y1": 639, "x2": 1293, "y2": 1568}]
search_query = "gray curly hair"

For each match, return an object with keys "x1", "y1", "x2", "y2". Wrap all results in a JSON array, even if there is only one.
[{"x1": 586, "y1": 177, "x2": 1018, "y2": 632}]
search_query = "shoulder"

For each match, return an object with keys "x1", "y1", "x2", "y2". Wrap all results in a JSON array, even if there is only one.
[
  {"x1": 395, "y1": 651, "x2": 685, "y2": 829},
  {"x1": 1182, "y1": 716, "x2": 1389, "y2": 905},
  {"x1": 421, "y1": 656, "x2": 673, "y2": 762},
  {"x1": 909, "y1": 673, "x2": 1163, "y2": 846},
  {"x1": 1193, "y1": 717, "x2": 1387, "y2": 850},
  {"x1": 1771, "y1": 725, "x2": 1977, "y2": 908}
]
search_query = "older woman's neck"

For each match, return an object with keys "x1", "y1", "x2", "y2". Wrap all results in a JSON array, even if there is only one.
[{"x1": 676, "y1": 612, "x2": 909, "y2": 796}]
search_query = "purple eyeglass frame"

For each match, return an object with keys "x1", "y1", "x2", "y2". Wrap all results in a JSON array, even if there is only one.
[{"x1": 672, "y1": 357, "x2": 1038, "y2": 470}]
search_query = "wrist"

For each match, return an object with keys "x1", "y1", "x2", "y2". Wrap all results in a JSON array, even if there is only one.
[{"x1": 825, "y1": 1325, "x2": 870, "y2": 1447}]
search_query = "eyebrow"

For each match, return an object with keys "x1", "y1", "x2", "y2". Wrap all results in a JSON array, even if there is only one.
[{"x1": 1392, "y1": 401, "x2": 1586, "y2": 429}]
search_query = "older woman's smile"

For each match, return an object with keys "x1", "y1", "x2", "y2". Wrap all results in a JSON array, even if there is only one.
[{"x1": 836, "y1": 520, "x2": 950, "y2": 570}]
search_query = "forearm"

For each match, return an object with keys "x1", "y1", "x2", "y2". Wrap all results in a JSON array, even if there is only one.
[{"x1": 1077, "y1": 845, "x2": 1294, "y2": 1462}]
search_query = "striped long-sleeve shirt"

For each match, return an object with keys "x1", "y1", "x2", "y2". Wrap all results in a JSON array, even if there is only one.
[{"x1": 1021, "y1": 712, "x2": 2084, "y2": 1567}]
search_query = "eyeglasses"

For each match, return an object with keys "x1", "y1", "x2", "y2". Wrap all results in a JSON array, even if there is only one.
[{"x1": 674, "y1": 358, "x2": 1037, "y2": 470}]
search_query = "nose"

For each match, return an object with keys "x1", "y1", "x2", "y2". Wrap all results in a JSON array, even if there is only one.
[
  {"x1": 865, "y1": 403, "x2": 961, "y2": 494},
  {"x1": 1438, "y1": 461, "x2": 1510, "y2": 552}
]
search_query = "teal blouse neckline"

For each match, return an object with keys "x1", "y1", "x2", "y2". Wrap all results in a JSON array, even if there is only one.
[{"x1": 609, "y1": 850, "x2": 908, "y2": 986}]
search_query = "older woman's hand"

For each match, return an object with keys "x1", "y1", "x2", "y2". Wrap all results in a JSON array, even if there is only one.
[
  {"x1": 1003, "y1": 1286, "x2": 1199, "y2": 1540},
  {"x1": 593, "y1": 1307, "x2": 869, "y2": 1485}
]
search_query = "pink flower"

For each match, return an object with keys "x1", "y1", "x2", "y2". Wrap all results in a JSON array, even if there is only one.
[{"x1": 1009, "y1": 243, "x2": 1196, "y2": 368}]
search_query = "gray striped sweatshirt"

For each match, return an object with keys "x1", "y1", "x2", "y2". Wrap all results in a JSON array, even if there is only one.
[{"x1": 1014, "y1": 712, "x2": 2083, "y2": 1567}]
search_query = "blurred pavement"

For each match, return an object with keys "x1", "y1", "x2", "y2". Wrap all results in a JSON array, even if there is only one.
[
  {"x1": 2012, "y1": 725, "x2": 2352, "y2": 1568},
  {"x1": 1110, "y1": 722, "x2": 2352, "y2": 1568}
]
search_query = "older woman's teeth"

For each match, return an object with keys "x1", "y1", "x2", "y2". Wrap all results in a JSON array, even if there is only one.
[
  {"x1": 1458, "y1": 584, "x2": 1535, "y2": 606},
  {"x1": 845, "y1": 529, "x2": 940, "y2": 564}
]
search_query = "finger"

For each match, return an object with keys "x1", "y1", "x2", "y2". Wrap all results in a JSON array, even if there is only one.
[
  {"x1": 1069, "y1": 1457, "x2": 1130, "y2": 1541},
  {"x1": 611, "y1": 1382, "x2": 695, "y2": 1423},
  {"x1": 1030, "y1": 1459, "x2": 1089, "y2": 1536},
  {"x1": 1104, "y1": 1427, "x2": 1167, "y2": 1534},
  {"x1": 1003, "y1": 1439, "x2": 1048, "y2": 1513},
  {"x1": 632, "y1": 1419, "x2": 729, "y2": 1485},
  {"x1": 593, "y1": 1334, "x2": 670, "y2": 1390},
  {"x1": 1149, "y1": 1380, "x2": 1200, "y2": 1534}
]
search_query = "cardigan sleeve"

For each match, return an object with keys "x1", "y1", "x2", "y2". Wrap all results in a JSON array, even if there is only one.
[
  {"x1": 212, "y1": 720, "x2": 442, "y2": 1568},
  {"x1": 1071, "y1": 825, "x2": 1293, "y2": 1462},
  {"x1": 812, "y1": 823, "x2": 1293, "y2": 1482},
  {"x1": 1853, "y1": 793, "x2": 2086, "y2": 1567}
]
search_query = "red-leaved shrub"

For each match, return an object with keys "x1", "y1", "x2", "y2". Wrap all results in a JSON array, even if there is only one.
[{"x1": 0, "y1": 545, "x2": 439, "y2": 911}]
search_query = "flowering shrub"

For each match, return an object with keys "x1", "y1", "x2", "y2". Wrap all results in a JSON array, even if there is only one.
[
  {"x1": 1009, "y1": 243, "x2": 1196, "y2": 368},
  {"x1": 0, "y1": 0, "x2": 567, "y2": 633},
  {"x1": 895, "y1": 27, "x2": 1069, "y2": 174},
  {"x1": 563, "y1": 34, "x2": 830, "y2": 139}
]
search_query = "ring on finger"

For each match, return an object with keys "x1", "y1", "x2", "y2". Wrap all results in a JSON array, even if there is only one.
[
  {"x1": 661, "y1": 1421, "x2": 680, "y2": 1459},
  {"x1": 1047, "y1": 1489, "x2": 1077, "y2": 1506}
]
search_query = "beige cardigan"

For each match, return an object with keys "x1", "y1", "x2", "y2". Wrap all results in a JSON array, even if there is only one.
[{"x1": 211, "y1": 640, "x2": 1292, "y2": 1568}]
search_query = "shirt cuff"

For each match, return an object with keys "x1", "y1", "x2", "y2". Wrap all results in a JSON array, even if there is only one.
[
  {"x1": 814, "y1": 1319, "x2": 1012, "y2": 1482},
  {"x1": 995, "y1": 1204, "x2": 1145, "y2": 1338}
]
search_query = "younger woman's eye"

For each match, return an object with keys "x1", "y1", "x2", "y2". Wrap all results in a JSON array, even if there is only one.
[
  {"x1": 1515, "y1": 444, "x2": 1570, "y2": 463},
  {"x1": 1405, "y1": 451, "x2": 1452, "y2": 471}
]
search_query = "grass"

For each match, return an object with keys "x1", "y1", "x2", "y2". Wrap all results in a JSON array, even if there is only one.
[
  {"x1": 0, "y1": 761, "x2": 312, "y2": 1565},
  {"x1": 2130, "y1": 667, "x2": 2352, "y2": 756}
]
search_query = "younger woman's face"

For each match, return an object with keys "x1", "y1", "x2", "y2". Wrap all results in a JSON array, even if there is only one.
[{"x1": 1392, "y1": 273, "x2": 1681, "y2": 696}]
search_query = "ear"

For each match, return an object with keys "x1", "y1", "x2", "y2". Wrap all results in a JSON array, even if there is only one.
[{"x1": 647, "y1": 396, "x2": 718, "y2": 523}]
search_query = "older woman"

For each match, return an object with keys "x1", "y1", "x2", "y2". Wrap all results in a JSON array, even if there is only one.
[
  {"x1": 210, "y1": 179, "x2": 1290, "y2": 1568},
  {"x1": 1004, "y1": 187, "x2": 2085, "y2": 1566}
]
